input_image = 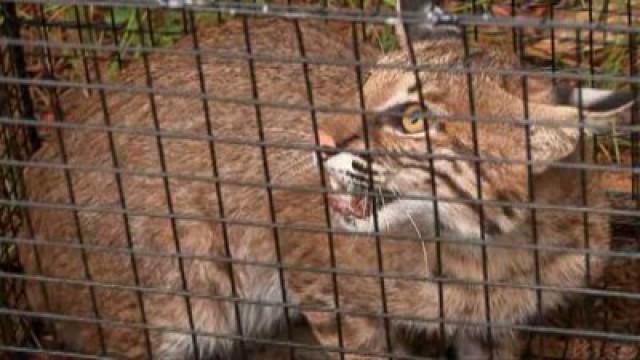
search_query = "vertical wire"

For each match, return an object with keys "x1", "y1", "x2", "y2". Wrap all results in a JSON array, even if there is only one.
[
  {"x1": 186, "y1": 10, "x2": 248, "y2": 359},
  {"x1": 350, "y1": 21, "x2": 393, "y2": 357},
  {"x1": 322, "y1": 0, "x2": 329, "y2": 22},
  {"x1": 591, "y1": 0, "x2": 607, "y2": 246},
  {"x1": 401, "y1": 20, "x2": 447, "y2": 353},
  {"x1": 0, "y1": 33, "x2": 56, "y2": 348},
  {"x1": 81, "y1": 6, "x2": 154, "y2": 358},
  {"x1": 145, "y1": 8, "x2": 155, "y2": 47},
  {"x1": 598, "y1": 0, "x2": 611, "y2": 49},
  {"x1": 107, "y1": 7, "x2": 123, "y2": 70},
  {"x1": 538, "y1": 4, "x2": 560, "y2": 355},
  {"x1": 461, "y1": 26, "x2": 493, "y2": 357},
  {"x1": 517, "y1": 25, "x2": 544, "y2": 355},
  {"x1": 241, "y1": 16, "x2": 295, "y2": 360},
  {"x1": 359, "y1": 0, "x2": 366, "y2": 43},
  {"x1": 633, "y1": 328, "x2": 640, "y2": 360},
  {"x1": 292, "y1": 19, "x2": 346, "y2": 360},
  {"x1": 598, "y1": 274, "x2": 611, "y2": 357},
  {"x1": 511, "y1": 0, "x2": 518, "y2": 53},
  {"x1": 560, "y1": 306, "x2": 577, "y2": 359},
  {"x1": 471, "y1": 0, "x2": 478, "y2": 41},
  {"x1": 1, "y1": 1, "x2": 52, "y2": 331},
  {"x1": 550, "y1": 1, "x2": 557, "y2": 87},
  {"x1": 181, "y1": 7, "x2": 189, "y2": 36},
  {"x1": 596, "y1": 5, "x2": 613, "y2": 354},
  {"x1": 599, "y1": 0, "x2": 611, "y2": 23},
  {"x1": 0, "y1": 77, "x2": 13, "y2": 347},
  {"x1": 628, "y1": 0, "x2": 640, "y2": 205},
  {"x1": 133, "y1": 9, "x2": 201, "y2": 358},
  {"x1": 72, "y1": 6, "x2": 93, "y2": 97},
  {"x1": 0, "y1": 117, "x2": 13, "y2": 348},
  {"x1": 2, "y1": 2, "x2": 40, "y2": 150},
  {"x1": 588, "y1": 0, "x2": 595, "y2": 88},
  {"x1": 17, "y1": 167, "x2": 60, "y2": 343},
  {"x1": 555, "y1": 3, "x2": 572, "y2": 357},
  {"x1": 627, "y1": 2, "x2": 640, "y2": 355},
  {"x1": 575, "y1": 29, "x2": 596, "y2": 360},
  {"x1": 36, "y1": 4, "x2": 108, "y2": 355}
]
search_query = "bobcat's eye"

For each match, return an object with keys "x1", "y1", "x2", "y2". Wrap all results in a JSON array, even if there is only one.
[{"x1": 401, "y1": 104, "x2": 426, "y2": 134}]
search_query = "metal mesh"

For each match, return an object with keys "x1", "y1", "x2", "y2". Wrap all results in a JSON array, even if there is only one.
[{"x1": 0, "y1": 0, "x2": 639, "y2": 359}]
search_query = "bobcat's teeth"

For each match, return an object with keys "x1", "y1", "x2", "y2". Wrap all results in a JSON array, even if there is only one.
[
  {"x1": 350, "y1": 196, "x2": 371, "y2": 218},
  {"x1": 327, "y1": 194, "x2": 371, "y2": 219}
]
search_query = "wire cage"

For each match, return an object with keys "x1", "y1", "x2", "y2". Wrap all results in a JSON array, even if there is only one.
[{"x1": 1, "y1": 0, "x2": 640, "y2": 359}]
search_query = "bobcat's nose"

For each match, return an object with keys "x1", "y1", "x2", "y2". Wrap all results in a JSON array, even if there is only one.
[
  {"x1": 317, "y1": 130, "x2": 362, "y2": 159},
  {"x1": 316, "y1": 130, "x2": 337, "y2": 161},
  {"x1": 318, "y1": 130, "x2": 336, "y2": 149},
  {"x1": 317, "y1": 129, "x2": 364, "y2": 152},
  {"x1": 316, "y1": 128, "x2": 378, "y2": 161}
]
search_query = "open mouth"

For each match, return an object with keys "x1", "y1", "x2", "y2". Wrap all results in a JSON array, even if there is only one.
[{"x1": 327, "y1": 186, "x2": 397, "y2": 220}]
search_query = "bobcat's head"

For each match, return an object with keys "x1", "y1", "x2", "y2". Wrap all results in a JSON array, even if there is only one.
[{"x1": 318, "y1": 0, "x2": 634, "y2": 238}]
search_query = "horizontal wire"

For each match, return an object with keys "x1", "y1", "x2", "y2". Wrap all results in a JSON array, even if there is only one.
[
  {"x1": 0, "y1": 149, "x2": 635, "y2": 195},
  {"x1": 1, "y1": 306, "x2": 639, "y2": 349},
  {"x1": 2, "y1": 118, "x2": 638, "y2": 176},
  {"x1": 0, "y1": 345, "x2": 113, "y2": 360},
  {"x1": 5, "y1": 36, "x2": 637, "y2": 88},
  {"x1": 0, "y1": 305, "x2": 448, "y2": 360},
  {"x1": 3, "y1": 251, "x2": 640, "y2": 307},
  {"x1": 3, "y1": 51, "x2": 640, "y2": 95},
  {"x1": 2, "y1": 175, "x2": 638, "y2": 224},
  {"x1": 3, "y1": 215, "x2": 639, "y2": 261},
  {"x1": 3, "y1": 72, "x2": 640, "y2": 133},
  {"x1": 7, "y1": 0, "x2": 640, "y2": 35}
]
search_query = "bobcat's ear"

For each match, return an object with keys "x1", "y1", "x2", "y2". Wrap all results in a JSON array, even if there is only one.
[
  {"x1": 553, "y1": 85, "x2": 635, "y2": 117},
  {"x1": 528, "y1": 87, "x2": 636, "y2": 174},
  {"x1": 395, "y1": 0, "x2": 461, "y2": 49},
  {"x1": 527, "y1": 104, "x2": 581, "y2": 174},
  {"x1": 552, "y1": 85, "x2": 636, "y2": 134}
]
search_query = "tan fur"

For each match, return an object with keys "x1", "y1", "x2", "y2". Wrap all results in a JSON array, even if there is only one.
[{"x1": 18, "y1": 15, "x2": 611, "y2": 360}]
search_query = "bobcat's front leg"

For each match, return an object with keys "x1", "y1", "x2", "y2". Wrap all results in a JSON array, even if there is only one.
[
  {"x1": 304, "y1": 311, "x2": 402, "y2": 360},
  {"x1": 454, "y1": 332, "x2": 521, "y2": 360}
]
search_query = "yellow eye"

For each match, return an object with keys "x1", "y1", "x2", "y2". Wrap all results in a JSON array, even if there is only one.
[{"x1": 401, "y1": 105, "x2": 426, "y2": 134}]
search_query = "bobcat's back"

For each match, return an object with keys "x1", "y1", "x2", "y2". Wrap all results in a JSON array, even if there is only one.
[{"x1": 19, "y1": 17, "x2": 376, "y2": 358}]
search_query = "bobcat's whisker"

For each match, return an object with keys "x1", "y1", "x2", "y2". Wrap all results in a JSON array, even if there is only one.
[
  {"x1": 377, "y1": 188, "x2": 391, "y2": 231},
  {"x1": 363, "y1": 187, "x2": 380, "y2": 235},
  {"x1": 387, "y1": 183, "x2": 429, "y2": 276},
  {"x1": 389, "y1": 184, "x2": 401, "y2": 198},
  {"x1": 403, "y1": 206, "x2": 430, "y2": 279}
]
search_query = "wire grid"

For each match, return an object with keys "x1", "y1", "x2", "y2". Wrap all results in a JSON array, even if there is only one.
[
  {"x1": 0, "y1": 1, "x2": 42, "y2": 353},
  {"x1": 0, "y1": 0, "x2": 639, "y2": 359}
]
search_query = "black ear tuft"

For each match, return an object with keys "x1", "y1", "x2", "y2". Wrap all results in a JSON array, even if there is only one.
[
  {"x1": 399, "y1": 0, "x2": 441, "y2": 13},
  {"x1": 579, "y1": 90, "x2": 635, "y2": 115},
  {"x1": 396, "y1": 0, "x2": 461, "y2": 46},
  {"x1": 552, "y1": 85, "x2": 636, "y2": 117}
]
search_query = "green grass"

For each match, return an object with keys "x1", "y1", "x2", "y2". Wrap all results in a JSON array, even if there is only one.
[
  {"x1": 375, "y1": 24, "x2": 398, "y2": 53},
  {"x1": 15, "y1": 5, "x2": 195, "y2": 80}
]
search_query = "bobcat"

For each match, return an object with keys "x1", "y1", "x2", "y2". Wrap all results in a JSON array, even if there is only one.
[{"x1": 18, "y1": 1, "x2": 634, "y2": 359}]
